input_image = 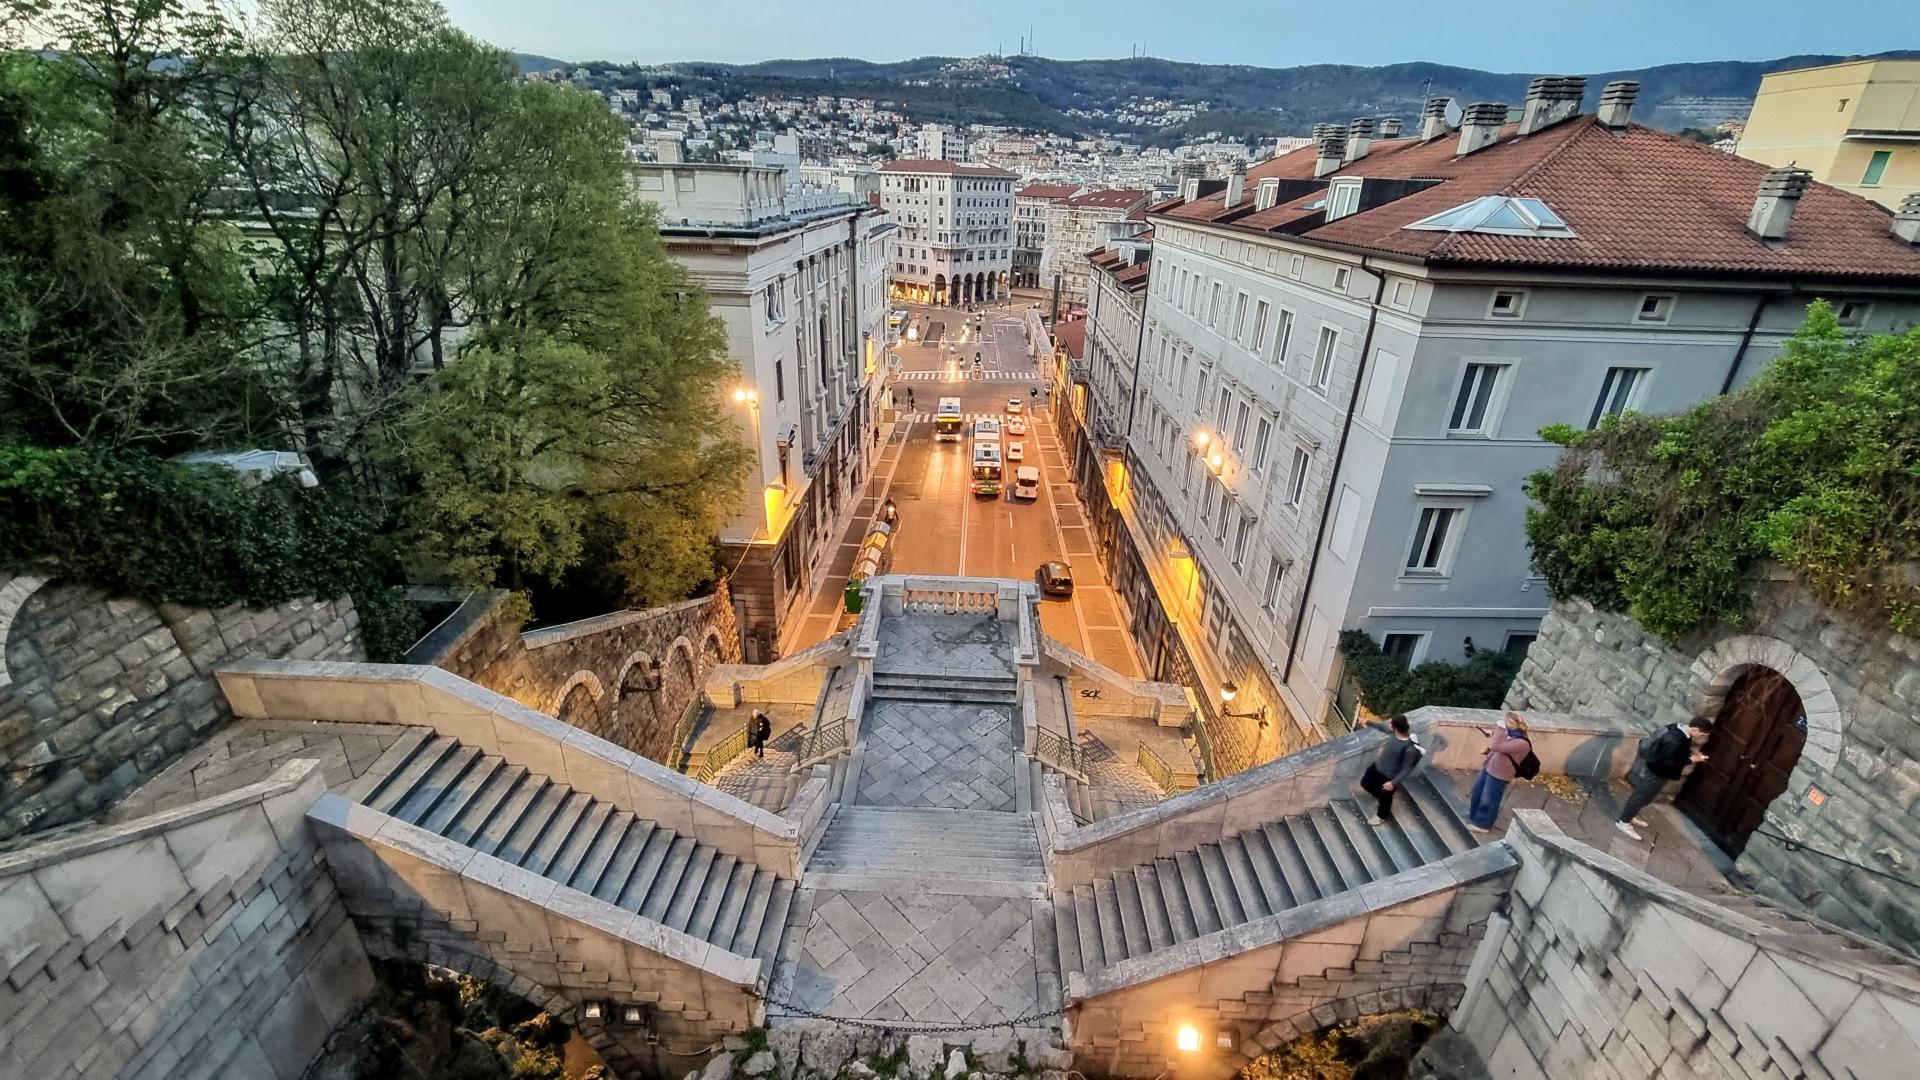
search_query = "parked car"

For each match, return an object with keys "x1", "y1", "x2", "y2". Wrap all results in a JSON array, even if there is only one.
[
  {"x1": 1012, "y1": 466, "x2": 1041, "y2": 500},
  {"x1": 1006, "y1": 416, "x2": 1028, "y2": 436},
  {"x1": 1006, "y1": 397, "x2": 1023, "y2": 415},
  {"x1": 1006, "y1": 441, "x2": 1025, "y2": 462},
  {"x1": 1036, "y1": 560, "x2": 1074, "y2": 596}
]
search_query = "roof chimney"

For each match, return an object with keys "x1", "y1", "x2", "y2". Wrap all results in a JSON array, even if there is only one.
[
  {"x1": 1314, "y1": 129, "x2": 1346, "y2": 178},
  {"x1": 1419, "y1": 97, "x2": 1450, "y2": 141},
  {"x1": 1345, "y1": 117, "x2": 1376, "y2": 163},
  {"x1": 1519, "y1": 76, "x2": 1587, "y2": 135},
  {"x1": 1892, "y1": 192, "x2": 1920, "y2": 246},
  {"x1": 1596, "y1": 80, "x2": 1639, "y2": 130},
  {"x1": 1457, "y1": 103, "x2": 1508, "y2": 155},
  {"x1": 1224, "y1": 163, "x2": 1245, "y2": 208},
  {"x1": 1378, "y1": 117, "x2": 1403, "y2": 139},
  {"x1": 1746, "y1": 166, "x2": 1813, "y2": 241}
]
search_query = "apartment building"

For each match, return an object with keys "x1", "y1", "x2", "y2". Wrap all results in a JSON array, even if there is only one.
[
  {"x1": 1063, "y1": 80, "x2": 1920, "y2": 772},
  {"x1": 879, "y1": 159, "x2": 1016, "y2": 306},
  {"x1": 1041, "y1": 189, "x2": 1152, "y2": 307},
  {"x1": 635, "y1": 163, "x2": 893, "y2": 662},
  {"x1": 1738, "y1": 59, "x2": 1920, "y2": 209},
  {"x1": 1014, "y1": 183, "x2": 1080, "y2": 290}
]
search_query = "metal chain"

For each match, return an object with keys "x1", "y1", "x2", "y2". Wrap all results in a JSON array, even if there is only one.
[{"x1": 760, "y1": 997, "x2": 1069, "y2": 1035}]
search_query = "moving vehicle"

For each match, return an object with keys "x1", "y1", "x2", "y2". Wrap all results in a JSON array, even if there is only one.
[
  {"x1": 1006, "y1": 441, "x2": 1025, "y2": 462},
  {"x1": 1036, "y1": 561, "x2": 1074, "y2": 596},
  {"x1": 888, "y1": 310, "x2": 908, "y2": 333},
  {"x1": 1006, "y1": 416, "x2": 1028, "y2": 437},
  {"x1": 972, "y1": 417, "x2": 1000, "y2": 441},
  {"x1": 934, "y1": 397, "x2": 964, "y2": 442},
  {"x1": 1006, "y1": 397, "x2": 1023, "y2": 415},
  {"x1": 1012, "y1": 466, "x2": 1041, "y2": 500},
  {"x1": 972, "y1": 440, "x2": 1004, "y2": 496}
]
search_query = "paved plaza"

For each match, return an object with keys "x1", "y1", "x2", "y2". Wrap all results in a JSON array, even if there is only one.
[
  {"x1": 854, "y1": 700, "x2": 1019, "y2": 811},
  {"x1": 875, "y1": 614, "x2": 1013, "y2": 677}
]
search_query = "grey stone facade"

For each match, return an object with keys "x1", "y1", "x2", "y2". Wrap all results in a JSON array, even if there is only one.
[
  {"x1": 415, "y1": 587, "x2": 741, "y2": 764},
  {"x1": 0, "y1": 576, "x2": 361, "y2": 842},
  {"x1": 1505, "y1": 572, "x2": 1920, "y2": 955}
]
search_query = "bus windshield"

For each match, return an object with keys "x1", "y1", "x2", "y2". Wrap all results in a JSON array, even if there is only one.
[{"x1": 935, "y1": 397, "x2": 964, "y2": 441}]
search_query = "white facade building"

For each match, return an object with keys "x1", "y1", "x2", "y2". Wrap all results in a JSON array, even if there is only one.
[
  {"x1": 634, "y1": 163, "x2": 892, "y2": 661},
  {"x1": 879, "y1": 159, "x2": 1016, "y2": 306},
  {"x1": 1041, "y1": 188, "x2": 1152, "y2": 306}
]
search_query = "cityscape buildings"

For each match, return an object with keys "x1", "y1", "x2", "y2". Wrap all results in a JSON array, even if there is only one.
[
  {"x1": 1736, "y1": 58, "x2": 1920, "y2": 209},
  {"x1": 1061, "y1": 79, "x2": 1920, "y2": 764},
  {"x1": 1040, "y1": 188, "x2": 1152, "y2": 306},
  {"x1": 878, "y1": 158, "x2": 1018, "y2": 305},
  {"x1": 634, "y1": 163, "x2": 893, "y2": 661},
  {"x1": 1014, "y1": 183, "x2": 1081, "y2": 290}
]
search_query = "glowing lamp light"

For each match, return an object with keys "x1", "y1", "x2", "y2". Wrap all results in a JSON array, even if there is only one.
[
  {"x1": 733, "y1": 388, "x2": 758, "y2": 404},
  {"x1": 1220, "y1": 681, "x2": 1239, "y2": 704},
  {"x1": 1192, "y1": 430, "x2": 1211, "y2": 449},
  {"x1": 1207, "y1": 451, "x2": 1225, "y2": 472},
  {"x1": 1176, "y1": 1026, "x2": 1201, "y2": 1053}
]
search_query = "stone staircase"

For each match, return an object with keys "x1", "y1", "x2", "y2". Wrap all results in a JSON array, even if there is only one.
[
  {"x1": 805, "y1": 805, "x2": 1048, "y2": 897},
  {"x1": 359, "y1": 733, "x2": 795, "y2": 966},
  {"x1": 868, "y1": 670, "x2": 1020, "y2": 708},
  {"x1": 1053, "y1": 774, "x2": 1478, "y2": 980}
]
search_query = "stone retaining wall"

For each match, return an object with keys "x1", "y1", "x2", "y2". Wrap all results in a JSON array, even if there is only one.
[
  {"x1": 412, "y1": 587, "x2": 739, "y2": 763},
  {"x1": 0, "y1": 759, "x2": 376, "y2": 1080},
  {"x1": 1505, "y1": 573, "x2": 1920, "y2": 953},
  {"x1": 1452, "y1": 810, "x2": 1920, "y2": 1078},
  {"x1": 0, "y1": 576, "x2": 361, "y2": 841}
]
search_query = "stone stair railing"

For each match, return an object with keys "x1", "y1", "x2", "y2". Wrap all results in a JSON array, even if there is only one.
[{"x1": 216, "y1": 660, "x2": 824, "y2": 878}]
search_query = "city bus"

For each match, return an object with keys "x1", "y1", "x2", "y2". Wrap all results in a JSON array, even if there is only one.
[
  {"x1": 971, "y1": 440, "x2": 1004, "y2": 496},
  {"x1": 934, "y1": 397, "x2": 964, "y2": 441}
]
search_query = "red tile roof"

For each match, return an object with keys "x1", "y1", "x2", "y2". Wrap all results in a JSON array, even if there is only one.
[
  {"x1": 1155, "y1": 118, "x2": 1920, "y2": 281},
  {"x1": 880, "y1": 158, "x2": 1018, "y2": 179},
  {"x1": 1064, "y1": 188, "x2": 1151, "y2": 210},
  {"x1": 1053, "y1": 318, "x2": 1086, "y2": 360},
  {"x1": 1018, "y1": 183, "x2": 1081, "y2": 200}
]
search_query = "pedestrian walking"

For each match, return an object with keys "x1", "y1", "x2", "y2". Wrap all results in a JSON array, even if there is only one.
[
  {"x1": 1359, "y1": 715, "x2": 1422, "y2": 826},
  {"x1": 1467, "y1": 713, "x2": 1534, "y2": 832},
  {"x1": 748, "y1": 708, "x2": 772, "y2": 759},
  {"x1": 1614, "y1": 716, "x2": 1714, "y2": 839}
]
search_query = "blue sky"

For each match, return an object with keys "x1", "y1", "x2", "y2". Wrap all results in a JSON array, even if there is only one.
[{"x1": 442, "y1": 0, "x2": 1902, "y2": 70}]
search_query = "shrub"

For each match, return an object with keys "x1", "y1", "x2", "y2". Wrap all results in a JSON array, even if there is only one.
[{"x1": 1338, "y1": 630, "x2": 1522, "y2": 717}]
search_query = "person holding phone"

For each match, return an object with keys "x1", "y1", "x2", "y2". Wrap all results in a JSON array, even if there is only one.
[{"x1": 1467, "y1": 712, "x2": 1531, "y2": 832}]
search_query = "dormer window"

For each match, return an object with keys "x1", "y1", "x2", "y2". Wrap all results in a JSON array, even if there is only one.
[
  {"x1": 1406, "y1": 195, "x2": 1575, "y2": 237},
  {"x1": 1836, "y1": 301, "x2": 1871, "y2": 327},
  {"x1": 1327, "y1": 179, "x2": 1363, "y2": 221},
  {"x1": 1637, "y1": 294, "x2": 1674, "y2": 323}
]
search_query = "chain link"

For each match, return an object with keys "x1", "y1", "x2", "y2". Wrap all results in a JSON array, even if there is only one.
[{"x1": 760, "y1": 997, "x2": 1069, "y2": 1035}]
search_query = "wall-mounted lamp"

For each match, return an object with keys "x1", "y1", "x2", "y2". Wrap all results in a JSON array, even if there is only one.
[
  {"x1": 1176, "y1": 1026, "x2": 1201, "y2": 1053},
  {"x1": 1219, "y1": 681, "x2": 1270, "y2": 729},
  {"x1": 582, "y1": 1001, "x2": 608, "y2": 1023},
  {"x1": 1207, "y1": 451, "x2": 1225, "y2": 474},
  {"x1": 620, "y1": 1004, "x2": 649, "y2": 1026},
  {"x1": 1192, "y1": 430, "x2": 1212, "y2": 450},
  {"x1": 732, "y1": 387, "x2": 759, "y2": 405}
]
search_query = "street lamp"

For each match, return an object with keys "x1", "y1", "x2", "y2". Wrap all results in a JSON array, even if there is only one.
[{"x1": 1219, "y1": 681, "x2": 1270, "y2": 729}]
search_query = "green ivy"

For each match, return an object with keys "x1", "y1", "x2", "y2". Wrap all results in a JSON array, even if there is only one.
[
  {"x1": 0, "y1": 443, "x2": 420, "y2": 660},
  {"x1": 1525, "y1": 302, "x2": 1920, "y2": 640},
  {"x1": 1338, "y1": 630, "x2": 1522, "y2": 716}
]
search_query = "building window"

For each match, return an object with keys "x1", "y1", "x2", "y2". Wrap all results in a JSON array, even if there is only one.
[
  {"x1": 1405, "y1": 506, "x2": 1461, "y2": 574},
  {"x1": 775, "y1": 358, "x2": 786, "y2": 402},
  {"x1": 1233, "y1": 402, "x2": 1250, "y2": 448},
  {"x1": 1216, "y1": 387, "x2": 1232, "y2": 431},
  {"x1": 1261, "y1": 556, "x2": 1284, "y2": 611},
  {"x1": 1487, "y1": 289, "x2": 1526, "y2": 319},
  {"x1": 1862, "y1": 150, "x2": 1892, "y2": 187},
  {"x1": 1636, "y1": 294, "x2": 1674, "y2": 323},
  {"x1": 1250, "y1": 300, "x2": 1270, "y2": 355},
  {"x1": 1836, "y1": 300, "x2": 1872, "y2": 327},
  {"x1": 1233, "y1": 515, "x2": 1254, "y2": 567},
  {"x1": 1391, "y1": 280, "x2": 1414, "y2": 308},
  {"x1": 1588, "y1": 366, "x2": 1648, "y2": 428},
  {"x1": 1289, "y1": 255, "x2": 1304, "y2": 279},
  {"x1": 1251, "y1": 417, "x2": 1273, "y2": 473},
  {"x1": 1448, "y1": 362, "x2": 1506, "y2": 435},
  {"x1": 1332, "y1": 266, "x2": 1352, "y2": 292},
  {"x1": 1208, "y1": 282, "x2": 1223, "y2": 327},
  {"x1": 1216, "y1": 497, "x2": 1234, "y2": 543},
  {"x1": 1380, "y1": 633, "x2": 1426, "y2": 669},
  {"x1": 1233, "y1": 292, "x2": 1249, "y2": 338},
  {"x1": 1311, "y1": 326, "x2": 1337, "y2": 391},
  {"x1": 1274, "y1": 309, "x2": 1294, "y2": 366},
  {"x1": 1284, "y1": 447, "x2": 1310, "y2": 508},
  {"x1": 1328, "y1": 180, "x2": 1361, "y2": 221}
]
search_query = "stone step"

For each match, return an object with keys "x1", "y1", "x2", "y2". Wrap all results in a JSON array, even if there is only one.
[
  {"x1": 865, "y1": 686, "x2": 1019, "y2": 706},
  {"x1": 871, "y1": 671, "x2": 1019, "y2": 689}
]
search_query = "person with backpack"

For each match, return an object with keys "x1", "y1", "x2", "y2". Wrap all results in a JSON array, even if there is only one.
[
  {"x1": 1359, "y1": 714, "x2": 1423, "y2": 826},
  {"x1": 1615, "y1": 716, "x2": 1714, "y2": 839},
  {"x1": 1467, "y1": 712, "x2": 1536, "y2": 832},
  {"x1": 747, "y1": 708, "x2": 773, "y2": 759}
]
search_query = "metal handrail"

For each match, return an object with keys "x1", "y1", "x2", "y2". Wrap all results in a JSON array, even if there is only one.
[
  {"x1": 797, "y1": 714, "x2": 849, "y2": 768},
  {"x1": 1137, "y1": 742, "x2": 1177, "y2": 796},
  {"x1": 1034, "y1": 726, "x2": 1087, "y2": 781},
  {"x1": 668, "y1": 697, "x2": 708, "y2": 772},
  {"x1": 694, "y1": 724, "x2": 751, "y2": 785}
]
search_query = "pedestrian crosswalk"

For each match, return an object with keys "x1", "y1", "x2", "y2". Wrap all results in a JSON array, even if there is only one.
[
  {"x1": 893, "y1": 369, "x2": 1041, "y2": 381},
  {"x1": 896, "y1": 411, "x2": 1048, "y2": 425}
]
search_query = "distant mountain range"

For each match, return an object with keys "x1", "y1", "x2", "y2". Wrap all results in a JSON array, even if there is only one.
[{"x1": 519, "y1": 50, "x2": 1920, "y2": 138}]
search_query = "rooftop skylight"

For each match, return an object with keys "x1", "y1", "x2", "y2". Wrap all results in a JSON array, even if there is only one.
[{"x1": 1405, "y1": 195, "x2": 1575, "y2": 237}]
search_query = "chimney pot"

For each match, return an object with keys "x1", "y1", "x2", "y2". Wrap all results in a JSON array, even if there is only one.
[
  {"x1": 1314, "y1": 131, "x2": 1346, "y2": 178},
  {"x1": 1346, "y1": 117, "x2": 1376, "y2": 162},
  {"x1": 1891, "y1": 192, "x2": 1920, "y2": 246},
  {"x1": 1746, "y1": 166, "x2": 1813, "y2": 241},
  {"x1": 1519, "y1": 76, "x2": 1587, "y2": 135},
  {"x1": 1224, "y1": 164, "x2": 1246, "y2": 209},
  {"x1": 1420, "y1": 97, "x2": 1451, "y2": 141},
  {"x1": 1596, "y1": 80, "x2": 1640, "y2": 130},
  {"x1": 1457, "y1": 103, "x2": 1508, "y2": 156},
  {"x1": 1378, "y1": 117, "x2": 1404, "y2": 138}
]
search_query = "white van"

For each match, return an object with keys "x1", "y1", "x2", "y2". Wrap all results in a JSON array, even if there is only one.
[{"x1": 1012, "y1": 466, "x2": 1041, "y2": 500}]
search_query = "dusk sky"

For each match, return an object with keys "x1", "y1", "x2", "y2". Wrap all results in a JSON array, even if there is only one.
[{"x1": 441, "y1": 0, "x2": 1904, "y2": 71}]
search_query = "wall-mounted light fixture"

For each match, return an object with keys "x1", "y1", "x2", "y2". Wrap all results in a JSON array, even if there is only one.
[
  {"x1": 1192, "y1": 429, "x2": 1212, "y2": 451},
  {"x1": 1176, "y1": 1026, "x2": 1201, "y2": 1053},
  {"x1": 582, "y1": 1001, "x2": 608, "y2": 1023},
  {"x1": 1220, "y1": 681, "x2": 1270, "y2": 729}
]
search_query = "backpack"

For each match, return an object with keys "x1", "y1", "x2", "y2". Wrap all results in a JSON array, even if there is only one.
[{"x1": 1513, "y1": 740, "x2": 1542, "y2": 780}]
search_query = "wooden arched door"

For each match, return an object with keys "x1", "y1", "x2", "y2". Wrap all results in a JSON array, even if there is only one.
[{"x1": 1677, "y1": 667, "x2": 1806, "y2": 856}]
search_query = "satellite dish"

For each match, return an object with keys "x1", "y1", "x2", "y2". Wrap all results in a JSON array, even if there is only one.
[{"x1": 1442, "y1": 98, "x2": 1464, "y2": 129}]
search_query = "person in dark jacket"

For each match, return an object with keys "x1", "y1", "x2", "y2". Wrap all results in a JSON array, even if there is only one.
[
  {"x1": 1615, "y1": 716, "x2": 1714, "y2": 839},
  {"x1": 748, "y1": 709, "x2": 773, "y2": 759},
  {"x1": 1359, "y1": 715, "x2": 1422, "y2": 826}
]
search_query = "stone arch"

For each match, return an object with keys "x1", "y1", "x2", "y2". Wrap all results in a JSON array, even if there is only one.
[
  {"x1": 1689, "y1": 633, "x2": 1843, "y2": 773},
  {"x1": 698, "y1": 626, "x2": 727, "y2": 669},
  {"x1": 613, "y1": 650, "x2": 659, "y2": 700},
  {"x1": 0, "y1": 574, "x2": 50, "y2": 689},
  {"x1": 548, "y1": 669, "x2": 605, "y2": 715},
  {"x1": 1233, "y1": 984, "x2": 1467, "y2": 1068}
]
